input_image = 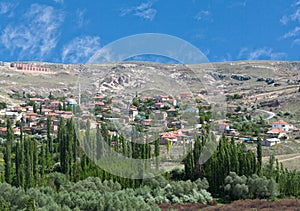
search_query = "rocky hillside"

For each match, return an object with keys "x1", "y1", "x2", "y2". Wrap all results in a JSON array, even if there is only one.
[{"x1": 0, "y1": 60, "x2": 299, "y2": 106}]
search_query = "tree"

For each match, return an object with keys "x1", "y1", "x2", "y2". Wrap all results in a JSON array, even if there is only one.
[
  {"x1": 33, "y1": 103, "x2": 37, "y2": 113},
  {"x1": 48, "y1": 91, "x2": 54, "y2": 100},
  {"x1": 247, "y1": 174, "x2": 278, "y2": 199},
  {"x1": 24, "y1": 136, "x2": 34, "y2": 190},
  {"x1": 154, "y1": 138, "x2": 160, "y2": 169},
  {"x1": 224, "y1": 172, "x2": 249, "y2": 200},
  {"x1": 4, "y1": 118, "x2": 14, "y2": 184},
  {"x1": 166, "y1": 140, "x2": 171, "y2": 159},
  {"x1": 39, "y1": 104, "x2": 42, "y2": 114},
  {"x1": 46, "y1": 116, "x2": 53, "y2": 169},
  {"x1": 58, "y1": 103, "x2": 62, "y2": 111},
  {"x1": 257, "y1": 137, "x2": 262, "y2": 175},
  {"x1": 96, "y1": 124, "x2": 103, "y2": 160}
]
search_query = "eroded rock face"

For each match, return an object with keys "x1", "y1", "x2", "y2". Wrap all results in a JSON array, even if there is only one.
[{"x1": 0, "y1": 60, "x2": 299, "y2": 105}]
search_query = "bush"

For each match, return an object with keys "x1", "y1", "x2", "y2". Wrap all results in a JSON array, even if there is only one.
[
  {"x1": 224, "y1": 172, "x2": 249, "y2": 200},
  {"x1": 231, "y1": 74, "x2": 251, "y2": 81}
]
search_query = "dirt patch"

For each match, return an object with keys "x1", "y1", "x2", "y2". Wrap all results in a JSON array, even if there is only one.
[
  {"x1": 202, "y1": 199, "x2": 300, "y2": 211},
  {"x1": 158, "y1": 201, "x2": 216, "y2": 211},
  {"x1": 158, "y1": 199, "x2": 300, "y2": 211}
]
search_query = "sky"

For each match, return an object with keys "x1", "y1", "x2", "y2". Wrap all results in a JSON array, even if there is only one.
[{"x1": 0, "y1": 0, "x2": 299, "y2": 64}]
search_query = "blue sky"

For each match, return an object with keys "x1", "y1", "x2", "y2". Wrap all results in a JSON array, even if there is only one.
[{"x1": 0, "y1": 0, "x2": 299, "y2": 64}]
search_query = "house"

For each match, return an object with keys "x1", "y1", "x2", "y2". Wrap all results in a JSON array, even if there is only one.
[
  {"x1": 129, "y1": 106, "x2": 138, "y2": 120},
  {"x1": 41, "y1": 108, "x2": 52, "y2": 115},
  {"x1": 50, "y1": 101, "x2": 62, "y2": 110},
  {"x1": 154, "y1": 102, "x2": 164, "y2": 109},
  {"x1": 95, "y1": 102, "x2": 105, "y2": 109},
  {"x1": 267, "y1": 128, "x2": 287, "y2": 138},
  {"x1": 0, "y1": 127, "x2": 20, "y2": 135},
  {"x1": 94, "y1": 95, "x2": 106, "y2": 102},
  {"x1": 271, "y1": 120, "x2": 294, "y2": 132},
  {"x1": 262, "y1": 138, "x2": 281, "y2": 147},
  {"x1": 180, "y1": 92, "x2": 192, "y2": 99},
  {"x1": 12, "y1": 105, "x2": 25, "y2": 112},
  {"x1": 65, "y1": 98, "x2": 77, "y2": 105},
  {"x1": 168, "y1": 98, "x2": 177, "y2": 106},
  {"x1": 0, "y1": 128, "x2": 7, "y2": 135},
  {"x1": 160, "y1": 130, "x2": 185, "y2": 145},
  {"x1": 219, "y1": 123, "x2": 230, "y2": 133},
  {"x1": 141, "y1": 119, "x2": 152, "y2": 127},
  {"x1": 166, "y1": 108, "x2": 177, "y2": 117},
  {"x1": 153, "y1": 110, "x2": 167, "y2": 121},
  {"x1": 23, "y1": 113, "x2": 38, "y2": 120},
  {"x1": 161, "y1": 95, "x2": 170, "y2": 101},
  {"x1": 24, "y1": 106, "x2": 33, "y2": 112},
  {"x1": 29, "y1": 98, "x2": 44, "y2": 104}
]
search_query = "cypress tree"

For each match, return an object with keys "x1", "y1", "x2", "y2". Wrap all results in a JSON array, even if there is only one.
[
  {"x1": 40, "y1": 144, "x2": 46, "y2": 180},
  {"x1": 33, "y1": 103, "x2": 37, "y2": 113},
  {"x1": 19, "y1": 125, "x2": 25, "y2": 188},
  {"x1": 193, "y1": 137, "x2": 202, "y2": 179},
  {"x1": 96, "y1": 124, "x2": 103, "y2": 159},
  {"x1": 32, "y1": 138, "x2": 38, "y2": 185},
  {"x1": 58, "y1": 102, "x2": 62, "y2": 111},
  {"x1": 58, "y1": 118, "x2": 67, "y2": 173},
  {"x1": 4, "y1": 118, "x2": 13, "y2": 184},
  {"x1": 257, "y1": 136, "x2": 262, "y2": 176},
  {"x1": 15, "y1": 142, "x2": 20, "y2": 186},
  {"x1": 154, "y1": 138, "x2": 160, "y2": 170},
  {"x1": 24, "y1": 136, "x2": 34, "y2": 190},
  {"x1": 46, "y1": 116, "x2": 53, "y2": 169},
  {"x1": 66, "y1": 119, "x2": 74, "y2": 179}
]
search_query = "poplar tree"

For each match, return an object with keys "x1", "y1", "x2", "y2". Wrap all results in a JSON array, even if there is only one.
[
  {"x1": 257, "y1": 137, "x2": 262, "y2": 176},
  {"x1": 46, "y1": 116, "x2": 53, "y2": 169},
  {"x1": 154, "y1": 138, "x2": 160, "y2": 170},
  {"x1": 4, "y1": 118, "x2": 13, "y2": 184},
  {"x1": 96, "y1": 124, "x2": 103, "y2": 159}
]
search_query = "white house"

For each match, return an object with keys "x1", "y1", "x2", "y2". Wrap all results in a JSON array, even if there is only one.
[
  {"x1": 271, "y1": 120, "x2": 294, "y2": 132},
  {"x1": 262, "y1": 138, "x2": 281, "y2": 147},
  {"x1": 129, "y1": 106, "x2": 138, "y2": 120}
]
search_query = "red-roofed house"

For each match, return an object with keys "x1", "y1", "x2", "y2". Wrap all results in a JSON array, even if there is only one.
[
  {"x1": 271, "y1": 120, "x2": 294, "y2": 132},
  {"x1": 155, "y1": 102, "x2": 164, "y2": 109},
  {"x1": 50, "y1": 101, "x2": 62, "y2": 110},
  {"x1": 180, "y1": 92, "x2": 192, "y2": 99},
  {"x1": 267, "y1": 128, "x2": 286, "y2": 134},
  {"x1": 160, "y1": 130, "x2": 184, "y2": 145},
  {"x1": 141, "y1": 119, "x2": 152, "y2": 127},
  {"x1": 129, "y1": 106, "x2": 138, "y2": 120}
]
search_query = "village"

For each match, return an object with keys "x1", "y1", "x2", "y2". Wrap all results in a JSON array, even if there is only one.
[{"x1": 0, "y1": 89, "x2": 298, "y2": 150}]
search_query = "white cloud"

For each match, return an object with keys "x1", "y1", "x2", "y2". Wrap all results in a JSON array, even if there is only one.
[
  {"x1": 292, "y1": 38, "x2": 300, "y2": 45},
  {"x1": 120, "y1": 2, "x2": 157, "y2": 21},
  {"x1": 290, "y1": 9, "x2": 300, "y2": 21},
  {"x1": 280, "y1": 2, "x2": 300, "y2": 45},
  {"x1": 280, "y1": 15, "x2": 289, "y2": 25},
  {"x1": 280, "y1": 7, "x2": 300, "y2": 25},
  {"x1": 238, "y1": 47, "x2": 287, "y2": 60},
  {"x1": 0, "y1": 4, "x2": 64, "y2": 60},
  {"x1": 195, "y1": 10, "x2": 212, "y2": 22},
  {"x1": 293, "y1": 1, "x2": 300, "y2": 6},
  {"x1": 53, "y1": 0, "x2": 64, "y2": 4},
  {"x1": 0, "y1": 2, "x2": 17, "y2": 16},
  {"x1": 62, "y1": 36, "x2": 101, "y2": 63},
  {"x1": 282, "y1": 26, "x2": 300, "y2": 39},
  {"x1": 76, "y1": 9, "x2": 88, "y2": 28},
  {"x1": 228, "y1": 0, "x2": 247, "y2": 8}
]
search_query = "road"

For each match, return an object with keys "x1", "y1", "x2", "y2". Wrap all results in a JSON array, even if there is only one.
[
  {"x1": 257, "y1": 109, "x2": 276, "y2": 120},
  {"x1": 243, "y1": 109, "x2": 276, "y2": 121},
  {"x1": 263, "y1": 153, "x2": 300, "y2": 163},
  {"x1": 279, "y1": 155, "x2": 300, "y2": 162}
]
